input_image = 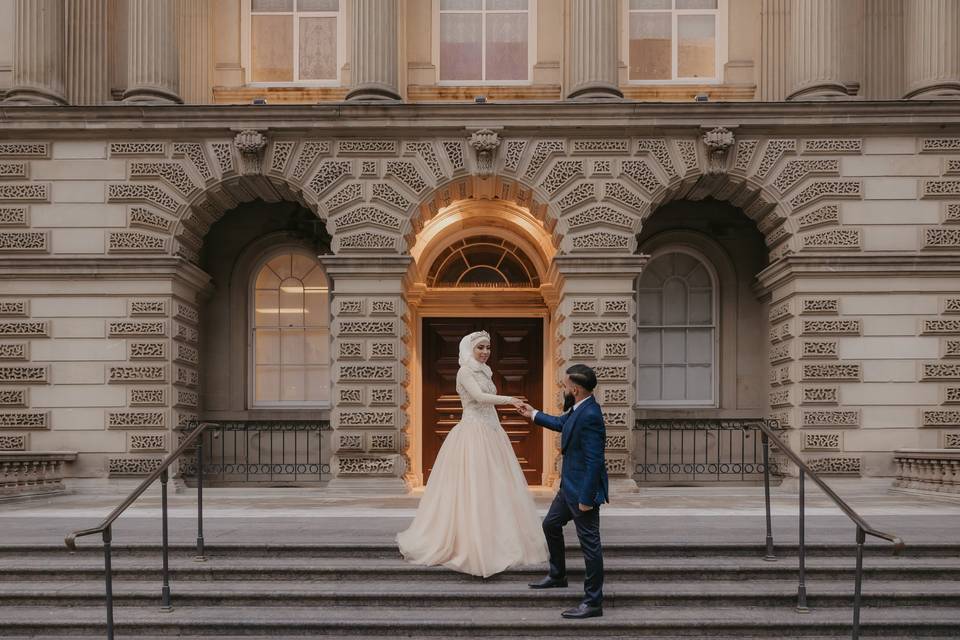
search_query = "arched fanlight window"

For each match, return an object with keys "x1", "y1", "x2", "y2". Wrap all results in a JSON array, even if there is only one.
[
  {"x1": 636, "y1": 249, "x2": 716, "y2": 405},
  {"x1": 426, "y1": 235, "x2": 540, "y2": 288},
  {"x1": 251, "y1": 250, "x2": 330, "y2": 406}
]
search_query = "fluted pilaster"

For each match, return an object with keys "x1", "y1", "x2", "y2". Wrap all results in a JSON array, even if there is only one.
[
  {"x1": 346, "y1": 0, "x2": 400, "y2": 101},
  {"x1": 123, "y1": 0, "x2": 181, "y2": 104},
  {"x1": 4, "y1": 0, "x2": 66, "y2": 105},
  {"x1": 760, "y1": 0, "x2": 790, "y2": 101},
  {"x1": 566, "y1": 0, "x2": 621, "y2": 99},
  {"x1": 177, "y1": 0, "x2": 213, "y2": 104},
  {"x1": 787, "y1": 0, "x2": 848, "y2": 100},
  {"x1": 904, "y1": 0, "x2": 960, "y2": 99},
  {"x1": 66, "y1": 0, "x2": 109, "y2": 105},
  {"x1": 863, "y1": 0, "x2": 903, "y2": 100}
]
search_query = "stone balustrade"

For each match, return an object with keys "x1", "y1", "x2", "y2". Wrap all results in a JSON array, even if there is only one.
[
  {"x1": 892, "y1": 449, "x2": 960, "y2": 497},
  {"x1": 0, "y1": 452, "x2": 77, "y2": 499}
]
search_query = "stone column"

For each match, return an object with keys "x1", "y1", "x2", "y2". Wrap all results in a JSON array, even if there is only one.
[
  {"x1": 553, "y1": 255, "x2": 647, "y2": 493},
  {"x1": 786, "y1": 0, "x2": 849, "y2": 100},
  {"x1": 65, "y1": 0, "x2": 109, "y2": 105},
  {"x1": 566, "y1": 0, "x2": 622, "y2": 99},
  {"x1": 903, "y1": 0, "x2": 960, "y2": 98},
  {"x1": 346, "y1": 0, "x2": 401, "y2": 101},
  {"x1": 122, "y1": 0, "x2": 182, "y2": 104},
  {"x1": 863, "y1": 0, "x2": 904, "y2": 100},
  {"x1": 318, "y1": 255, "x2": 412, "y2": 494},
  {"x1": 4, "y1": 0, "x2": 66, "y2": 105},
  {"x1": 176, "y1": 0, "x2": 213, "y2": 104},
  {"x1": 760, "y1": 0, "x2": 790, "y2": 101}
]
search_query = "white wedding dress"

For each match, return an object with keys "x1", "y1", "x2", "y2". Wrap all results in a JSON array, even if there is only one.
[{"x1": 397, "y1": 347, "x2": 548, "y2": 577}]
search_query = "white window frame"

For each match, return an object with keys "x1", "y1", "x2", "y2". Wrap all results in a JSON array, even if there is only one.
[
  {"x1": 241, "y1": 0, "x2": 346, "y2": 86},
  {"x1": 433, "y1": 0, "x2": 537, "y2": 86},
  {"x1": 635, "y1": 245, "x2": 719, "y2": 408},
  {"x1": 248, "y1": 247, "x2": 332, "y2": 409},
  {"x1": 623, "y1": 0, "x2": 728, "y2": 85}
]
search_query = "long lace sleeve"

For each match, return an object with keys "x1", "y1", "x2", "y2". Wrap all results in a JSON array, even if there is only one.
[{"x1": 457, "y1": 368, "x2": 515, "y2": 405}]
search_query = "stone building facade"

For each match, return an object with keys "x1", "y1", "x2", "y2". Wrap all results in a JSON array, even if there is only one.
[{"x1": 0, "y1": 0, "x2": 958, "y2": 495}]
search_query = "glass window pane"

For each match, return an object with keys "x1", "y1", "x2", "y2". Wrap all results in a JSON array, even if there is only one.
[
  {"x1": 304, "y1": 329, "x2": 330, "y2": 364},
  {"x1": 662, "y1": 329, "x2": 685, "y2": 364},
  {"x1": 687, "y1": 263, "x2": 711, "y2": 286},
  {"x1": 298, "y1": 0, "x2": 338, "y2": 10},
  {"x1": 281, "y1": 328, "x2": 306, "y2": 365},
  {"x1": 252, "y1": 15, "x2": 294, "y2": 82},
  {"x1": 631, "y1": 0, "x2": 671, "y2": 8},
  {"x1": 486, "y1": 0, "x2": 527, "y2": 9},
  {"x1": 268, "y1": 254, "x2": 293, "y2": 279},
  {"x1": 299, "y1": 17, "x2": 338, "y2": 80},
  {"x1": 663, "y1": 279, "x2": 688, "y2": 325},
  {"x1": 686, "y1": 328, "x2": 712, "y2": 363},
  {"x1": 638, "y1": 329, "x2": 662, "y2": 364},
  {"x1": 255, "y1": 330, "x2": 280, "y2": 365},
  {"x1": 291, "y1": 253, "x2": 318, "y2": 280},
  {"x1": 637, "y1": 366, "x2": 662, "y2": 401},
  {"x1": 677, "y1": 0, "x2": 717, "y2": 9},
  {"x1": 281, "y1": 366, "x2": 306, "y2": 401},
  {"x1": 304, "y1": 290, "x2": 329, "y2": 325},
  {"x1": 637, "y1": 291, "x2": 662, "y2": 325},
  {"x1": 440, "y1": 13, "x2": 483, "y2": 81},
  {"x1": 629, "y1": 13, "x2": 672, "y2": 80},
  {"x1": 254, "y1": 290, "x2": 280, "y2": 327},
  {"x1": 253, "y1": 0, "x2": 293, "y2": 11},
  {"x1": 686, "y1": 364, "x2": 712, "y2": 402},
  {"x1": 678, "y1": 14, "x2": 716, "y2": 78},
  {"x1": 662, "y1": 366, "x2": 686, "y2": 400},
  {"x1": 255, "y1": 264, "x2": 282, "y2": 290},
  {"x1": 306, "y1": 366, "x2": 331, "y2": 402},
  {"x1": 255, "y1": 365, "x2": 280, "y2": 402},
  {"x1": 441, "y1": 0, "x2": 482, "y2": 9},
  {"x1": 279, "y1": 278, "x2": 305, "y2": 326},
  {"x1": 689, "y1": 290, "x2": 712, "y2": 324},
  {"x1": 485, "y1": 13, "x2": 528, "y2": 80}
]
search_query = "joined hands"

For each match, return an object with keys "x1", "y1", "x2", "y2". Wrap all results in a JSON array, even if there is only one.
[{"x1": 510, "y1": 399, "x2": 535, "y2": 419}]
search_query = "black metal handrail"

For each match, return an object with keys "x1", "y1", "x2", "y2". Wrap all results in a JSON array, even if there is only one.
[
  {"x1": 755, "y1": 419, "x2": 904, "y2": 640},
  {"x1": 65, "y1": 420, "x2": 212, "y2": 640}
]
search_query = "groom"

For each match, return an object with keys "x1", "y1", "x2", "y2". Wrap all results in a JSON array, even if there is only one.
[{"x1": 517, "y1": 364, "x2": 607, "y2": 620}]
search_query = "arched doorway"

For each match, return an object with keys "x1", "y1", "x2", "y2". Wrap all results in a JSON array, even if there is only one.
[{"x1": 407, "y1": 199, "x2": 559, "y2": 488}]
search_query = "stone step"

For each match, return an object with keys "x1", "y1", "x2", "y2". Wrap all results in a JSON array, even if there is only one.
[
  {"x1": 3, "y1": 579, "x2": 960, "y2": 609},
  {"x1": 1, "y1": 604, "x2": 958, "y2": 638}
]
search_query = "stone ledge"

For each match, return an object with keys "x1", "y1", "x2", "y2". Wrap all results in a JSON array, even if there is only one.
[
  {"x1": 892, "y1": 449, "x2": 960, "y2": 498},
  {"x1": 0, "y1": 451, "x2": 77, "y2": 500}
]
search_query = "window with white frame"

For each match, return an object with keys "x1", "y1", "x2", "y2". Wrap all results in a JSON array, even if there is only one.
[
  {"x1": 251, "y1": 250, "x2": 331, "y2": 406},
  {"x1": 636, "y1": 250, "x2": 716, "y2": 405},
  {"x1": 249, "y1": 0, "x2": 342, "y2": 84},
  {"x1": 627, "y1": 0, "x2": 724, "y2": 82},
  {"x1": 438, "y1": 0, "x2": 533, "y2": 83}
]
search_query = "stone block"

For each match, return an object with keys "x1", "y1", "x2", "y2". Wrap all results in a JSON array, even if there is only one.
[
  {"x1": 30, "y1": 339, "x2": 125, "y2": 362},
  {"x1": 863, "y1": 226, "x2": 920, "y2": 251},
  {"x1": 31, "y1": 298, "x2": 126, "y2": 318},
  {"x1": 53, "y1": 141, "x2": 107, "y2": 160},
  {"x1": 863, "y1": 178, "x2": 918, "y2": 200},
  {"x1": 32, "y1": 160, "x2": 126, "y2": 181},
  {"x1": 51, "y1": 362, "x2": 106, "y2": 385},
  {"x1": 842, "y1": 295, "x2": 939, "y2": 316},
  {"x1": 30, "y1": 430, "x2": 125, "y2": 452},
  {"x1": 841, "y1": 382, "x2": 940, "y2": 406},
  {"x1": 842, "y1": 200, "x2": 940, "y2": 225},
  {"x1": 51, "y1": 181, "x2": 106, "y2": 203},
  {"x1": 861, "y1": 316, "x2": 922, "y2": 336},
  {"x1": 862, "y1": 137, "x2": 917, "y2": 155},
  {"x1": 49, "y1": 408, "x2": 107, "y2": 430},
  {"x1": 51, "y1": 318, "x2": 106, "y2": 338},
  {"x1": 31, "y1": 204, "x2": 126, "y2": 228},
  {"x1": 30, "y1": 384, "x2": 125, "y2": 408},
  {"x1": 860, "y1": 405, "x2": 922, "y2": 428},
  {"x1": 839, "y1": 337, "x2": 939, "y2": 360},
  {"x1": 51, "y1": 229, "x2": 105, "y2": 254},
  {"x1": 861, "y1": 360, "x2": 919, "y2": 382},
  {"x1": 841, "y1": 156, "x2": 941, "y2": 177},
  {"x1": 843, "y1": 428, "x2": 918, "y2": 452}
]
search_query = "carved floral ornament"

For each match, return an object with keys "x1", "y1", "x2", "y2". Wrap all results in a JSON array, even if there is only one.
[
  {"x1": 702, "y1": 127, "x2": 735, "y2": 175},
  {"x1": 234, "y1": 129, "x2": 268, "y2": 175},
  {"x1": 468, "y1": 129, "x2": 501, "y2": 177}
]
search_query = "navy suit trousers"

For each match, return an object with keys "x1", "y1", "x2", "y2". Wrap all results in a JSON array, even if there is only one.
[{"x1": 542, "y1": 492, "x2": 603, "y2": 606}]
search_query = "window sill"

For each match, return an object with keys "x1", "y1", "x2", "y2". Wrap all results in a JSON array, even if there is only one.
[
  {"x1": 213, "y1": 85, "x2": 348, "y2": 104},
  {"x1": 620, "y1": 83, "x2": 756, "y2": 102},
  {"x1": 407, "y1": 84, "x2": 562, "y2": 102}
]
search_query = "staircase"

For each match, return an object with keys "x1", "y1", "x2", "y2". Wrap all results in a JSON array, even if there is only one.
[{"x1": 2, "y1": 541, "x2": 959, "y2": 638}]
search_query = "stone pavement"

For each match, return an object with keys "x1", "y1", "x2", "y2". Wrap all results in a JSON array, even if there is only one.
[{"x1": 2, "y1": 480, "x2": 958, "y2": 548}]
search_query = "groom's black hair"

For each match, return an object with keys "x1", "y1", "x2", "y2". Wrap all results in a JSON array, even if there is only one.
[{"x1": 565, "y1": 364, "x2": 597, "y2": 392}]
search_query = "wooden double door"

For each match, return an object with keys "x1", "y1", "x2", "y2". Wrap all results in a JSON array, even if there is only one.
[{"x1": 421, "y1": 317, "x2": 543, "y2": 485}]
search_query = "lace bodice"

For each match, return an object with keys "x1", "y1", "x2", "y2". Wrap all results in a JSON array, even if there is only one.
[{"x1": 456, "y1": 367, "x2": 515, "y2": 424}]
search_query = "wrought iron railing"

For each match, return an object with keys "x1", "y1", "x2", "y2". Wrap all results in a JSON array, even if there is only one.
[
  {"x1": 636, "y1": 417, "x2": 904, "y2": 639},
  {"x1": 635, "y1": 418, "x2": 772, "y2": 483},
  {"x1": 180, "y1": 420, "x2": 331, "y2": 486}
]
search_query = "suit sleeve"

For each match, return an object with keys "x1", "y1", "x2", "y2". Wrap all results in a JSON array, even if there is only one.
[
  {"x1": 456, "y1": 369, "x2": 515, "y2": 405},
  {"x1": 533, "y1": 410, "x2": 567, "y2": 433},
  {"x1": 577, "y1": 408, "x2": 606, "y2": 506}
]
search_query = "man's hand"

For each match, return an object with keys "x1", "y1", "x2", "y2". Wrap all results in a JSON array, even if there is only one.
[
  {"x1": 516, "y1": 402, "x2": 535, "y2": 418},
  {"x1": 578, "y1": 503, "x2": 593, "y2": 512}
]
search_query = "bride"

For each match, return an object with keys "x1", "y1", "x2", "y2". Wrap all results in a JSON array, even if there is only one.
[{"x1": 397, "y1": 330, "x2": 548, "y2": 577}]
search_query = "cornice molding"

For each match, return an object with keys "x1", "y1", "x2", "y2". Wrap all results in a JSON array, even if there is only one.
[{"x1": 755, "y1": 252, "x2": 960, "y2": 293}]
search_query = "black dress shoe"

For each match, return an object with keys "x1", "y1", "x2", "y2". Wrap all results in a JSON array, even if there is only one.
[
  {"x1": 561, "y1": 602, "x2": 603, "y2": 619},
  {"x1": 528, "y1": 576, "x2": 568, "y2": 589}
]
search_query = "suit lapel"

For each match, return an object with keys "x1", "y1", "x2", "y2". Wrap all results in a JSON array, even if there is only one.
[{"x1": 561, "y1": 396, "x2": 594, "y2": 452}]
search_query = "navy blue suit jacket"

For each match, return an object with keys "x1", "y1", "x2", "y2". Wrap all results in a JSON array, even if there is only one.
[{"x1": 534, "y1": 395, "x2": 609, "y2": 508}]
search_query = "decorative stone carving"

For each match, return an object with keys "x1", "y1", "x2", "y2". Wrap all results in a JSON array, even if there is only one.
[
  {"x1": 128, "y1": 207, "x2": 174, "y2": 233},
  {"x1": 109, "y1": 411, "x2": 165, "y2": 429},
  {"x1": 307, "y1": 161, "x2": 353, "y2": 198},
  {"x1": 572, "y1": 342, "x2": 596, "y2": 359},
  {"x1": 338, "y1": 342, "x2": 363, "y2": 359},
  {"x1": 338, "y1": 365, "x2": 395, "y2": 382},
  {"x1": 602, "y1": 387, "x2": 628, "y2": 405},
  {"x1": 339, "y1": 388, "x2": 363, "y2": 405},
  {"x1": 571, "y1": 231, "x2": 630, "y2": 251},
  {"x1": 804, "y1": 456, "x2": 861, "y2": 475},
  {"x1": 946, "y1": 298, "x2": 960, "y2": 314},
  {"x1": 802, "y1": 386, "x2": 839, "y2": 404},
  {"x1": 754, "y1": 139, "x2": 797, "y2": 180},
  {"x1": 802, "y1": 363, "x2": 861, "y2": 380},
  {"x1": 468, "y1": 129, "x2": 500, "y2": 178},
  {"x1": 441, "y1": 140, "x2": 466, "y2": 172},
  {"x1": 0, "y1": 434, "x2": 26, "y2": 450},
  {"x1": 945, "y1": 204, "x2": 960, "y2": 224},
  {"x1": 804, "y1": 432, "x2": 841, "y2": 451},
  {"x1": 524, "y1": 140, "x2": 565, "y2": 179},
  {"x1": 541, "y1": 160, "x2": 584, "y2": 194},
  {"x1": 557, "y1": 183, "x2": 596, "y2": 211},
  {"x1": 109, "y1": 142, "x2": 165, "y2": 156},
  {"x1": 370, "y1": 387, "x2": 395, "y2": 405},
  {"x1": 703, "y1": 127, "x2": 735, "y2": 175},
  {"x1": 338, "y1": 321, "x2": 395, "y2": 336},
  {"x1": 0, "y1": 389, "x2": 28, "y2": 407},
  {"x1": 338, "y1": 232, "x2": 397, "y2": 252},
  {"x1": 337, "y1": 456, "x2": 395, "y2": 475},
  {"x1": 0, "y1": 411, "x2": 48, "y2": 429},
  {"x1": 732, "y1": 139, "x2": 759, "y2": 172},
  {"x1": 923, "y1": 228, "x2": 960, "y2": 249},
  {"x1": 371, "y1": 183, "x2": 413, "y2": 212},
  {"x1": 803, "y1": 409, "x2": 860, "y2": 427},
  {"x1": 802, "y1": 341, "x2": 839, "y2": 359},
  {"x1": 129, "y1": 434, "x2": 166, "y2": 452},
  {"x1": 0, "y1": 366, "x2": 47, "y2": 384},
  {"x1": 803, "y1": 139, "x2": 863, "y2": 154},
  {"x1": 946, "y1": 433, "x2": 960, "y2": 448},
  {"x1": 129, "y1": 341, "x2": 167, "y2": 360},
  {"x1": 923, "y1": 363, "x2": 960, "y2": 380},
  {"x1": 593, "y1": 366, "x2": 627, "y2": 382},
  {"x1": 108, "y1": 183, "x2": 180, "y2": 213},
  {"x1": 173, "y1": 142, "x2": 214, "y2": 182},
  {"x1": 108, "y1": 231, "x2": 168, "y2": 253},
  {"x1": 129, "y1": 161, "x2": 198, "y2": 197},
  {"x1": 108, "y1": 366, "x2": 167, "y2": 383},
  {"x1": 620, "y1": 160, "x2": 664, "y2": 195},
  {"x1": 0, "y1": 231, "x2": 48, "y2": 252},
  {"x1": 108, "y1": 456, "x2": 164, "y2": 476},
  {"x1": 802, "y1": 298, "x2": 840, "y2": 315},
  {"x1": 336, "y1": 299, "x2": 364, "y2": 315},
  {"x1": 922, "y1": 179, "x2": 960, "y2": 198},
  {"x1": 501, "y1": 139, "x2": 527, "y2": 173},
  {"x1": 945, "y1": 387, "x2": 960, "y2": 403},
  {"x1": 772, "y1": 159, "x2": 840, "y2": 194},
  {"x1": 893, "y1": 450, "x2": 960, "y2": 495},
  {"x1": 923, "y1": 320, "x2": 960, "y2": 335},
  {"x1": 801, "y1": 319, "x2": 861, "y2": 335},
  {"x1": 108, "y1": 321, "x2": 166, "y2": 337},
  {"x1": 130, "y1": 388, "x2": 166, "y2": 407},
  {"x1": 338, "y1": 411, "x2": 394, "y2": 427},
  {"x1": 769, "y1": 342, "x2": 792, "y2": 364},
  {"x1": 370, "y1": 342, "x2": 396, "y2": 359},
  {"x1": 290, "y1": 141, "x2": 330, "y2": 180},
  {"x1": 636, "y1": 139, "x2": 677, "y2": 178},
  {"x1": 769, "y1": 389, "x2": 792, "y2": 407},
  {"x1": 571, "y1": 321, "x2": 628, "y2": 336},
  {"x1": 174, "y1": 365, "x2": 199, "y2": 388},
  {"x1": 233, "y1": 130, "x2": 267, "y2": 175},
  {"x1": 0, "y1": 207, "x2": 28, "y2": 226}
]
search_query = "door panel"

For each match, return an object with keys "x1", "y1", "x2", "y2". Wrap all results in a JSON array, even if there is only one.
[{"x1": 422, "y1": 317, "x2": 543, "y2": 484}]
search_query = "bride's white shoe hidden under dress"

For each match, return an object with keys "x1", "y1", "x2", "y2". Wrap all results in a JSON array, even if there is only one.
[{"x1": 397, "y1": 365, "x2": 548, "y2": 578}]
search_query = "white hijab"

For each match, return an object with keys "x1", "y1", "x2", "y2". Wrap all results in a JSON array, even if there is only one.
[{"x1": 458, "y1": 330, "x2": 492, "y2": 378}]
